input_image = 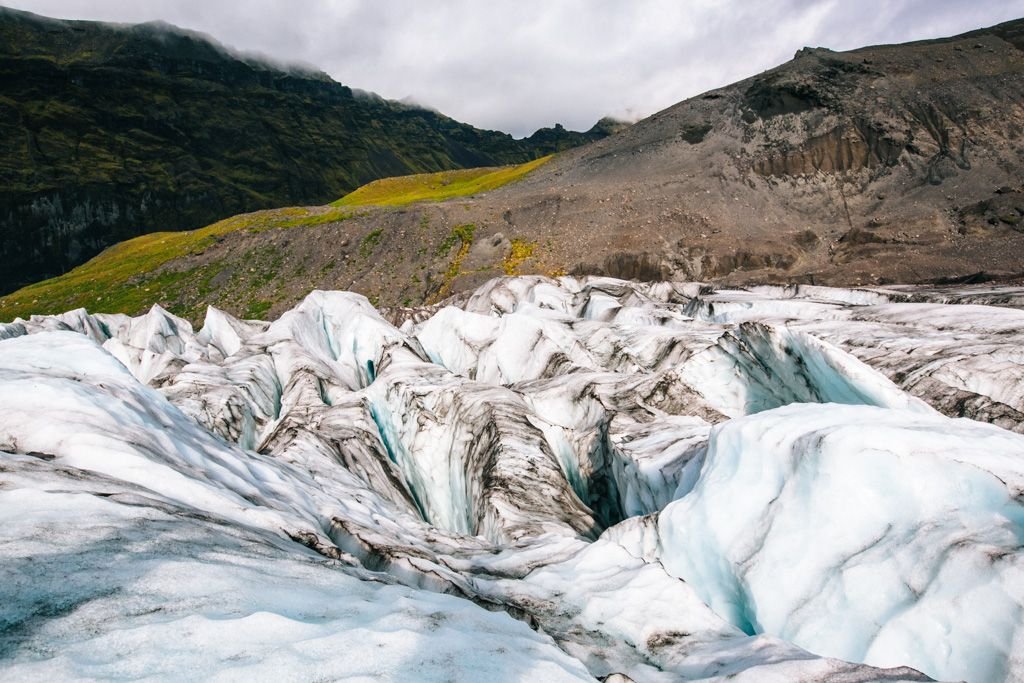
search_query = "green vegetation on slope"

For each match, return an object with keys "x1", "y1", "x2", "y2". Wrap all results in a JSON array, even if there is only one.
[
  {"x1": 503, "y1": 239, "x2": 537, "y2": 275},
  {"x1": 359, "y1": 228, "x2": 385, "y2": 257},
  {"x1": 0, "y1": 206, "x2": 353, "y2": 322},
  {"x1": 431, "y1": 224, "x2": 477, "y2": 303},
  {"x1": 436, "y1": 223, "x2": 480, "y2": 257},
  {"x1": 0, "y1": 146, "x2": 559, "y2": 323},
  {"x1": 0, "y1": 8, "x2": 608, "y2": 293},
  {"x1": 332, "y1": 156, "x2": 552, "y2": 208}
]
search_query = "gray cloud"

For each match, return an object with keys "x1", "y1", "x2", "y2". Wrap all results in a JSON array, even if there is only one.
[{"x1": 6, "y1": 0, "x2": 1024, "y2": 136}]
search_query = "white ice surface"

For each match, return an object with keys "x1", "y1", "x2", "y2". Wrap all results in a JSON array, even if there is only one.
[
  {"x1": 0, "y1": 458, "x2": 593, "y2": 682},
  {"x1": 3, "y1": 277, "x2": 1024, "y2": 681},
  {"x1": 653, "y1": 404, "x2": 1024, "y2": 683}
]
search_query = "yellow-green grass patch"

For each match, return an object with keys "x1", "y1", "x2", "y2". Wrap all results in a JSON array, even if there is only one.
[
  {"x1": 331, "y1": 155, "x2": 552, "y2": 208},
  {"x1": 502, "y1": 238, "x2": 537, "y2": 275}
]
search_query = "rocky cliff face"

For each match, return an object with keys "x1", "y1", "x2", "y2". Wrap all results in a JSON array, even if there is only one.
[{"x1": 0, "y1": 8, "x2": 609, "y2": 293}]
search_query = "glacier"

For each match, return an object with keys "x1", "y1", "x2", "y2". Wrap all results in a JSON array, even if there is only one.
[{"x1": 2, "y1": 276, "x2": 1023, "y2": 682}]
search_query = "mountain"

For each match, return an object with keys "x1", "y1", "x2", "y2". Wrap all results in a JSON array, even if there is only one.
[
  {"x1": 0, "y1": 7, "x2": 612, "y2": 292},
  {"x1": 4, "y1": 17, "x2": 1024, "y2": 325},
  {"x1": 3, "y1": 276, "x2": 1024, "y2": 681},
  {"x1": 511, "y1": 17, "x2": 1024, "y2": 286}
]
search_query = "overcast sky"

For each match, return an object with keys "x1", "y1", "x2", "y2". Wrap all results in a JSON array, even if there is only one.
[{"x1": 7, "y1": 1, "x2": 1024, "y2": 136}]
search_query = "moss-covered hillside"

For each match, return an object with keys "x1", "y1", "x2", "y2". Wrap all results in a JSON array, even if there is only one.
[
  {"x1": 332, "y1": 156, "x2": 552, "y2": 208},
  {"x1": 0, "y1": 157, "x2": 555, "y2": 323},
  {"x1": 0, "y1": 7, "x2": 610, "y2": 293}
]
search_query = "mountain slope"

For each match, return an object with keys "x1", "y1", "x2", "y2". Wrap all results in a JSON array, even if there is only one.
[
  {"x1": 0, "y1": 157, "x2": 553, "y2": 323},
  {"x1": 492, "y1": 17, "x2": 1024, "y2": 285},
  {"x1": 4, "y1": 17, "x2": 1024, "y2": 324},
  {"x1": 0, "y1": 7, "x2": 609, "y2": 293}
]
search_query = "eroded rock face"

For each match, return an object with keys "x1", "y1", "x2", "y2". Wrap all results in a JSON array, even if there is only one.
[{"x1": 2, "y1": 276, "x2": 1024, "y2": 681}]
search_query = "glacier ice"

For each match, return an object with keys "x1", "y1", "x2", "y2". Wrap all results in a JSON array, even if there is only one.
[
  {"x1": 2, "y1": 275, "x2": 1024, "y2": 681},
  {"x1": 650, "y1": 404, "x2": 1024, "y2": 682}
]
